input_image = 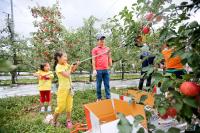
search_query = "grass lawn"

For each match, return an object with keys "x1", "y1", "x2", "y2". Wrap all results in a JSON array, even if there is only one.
[{"x1": 0, "y1": 89, "x2": 127, "y2": 133}]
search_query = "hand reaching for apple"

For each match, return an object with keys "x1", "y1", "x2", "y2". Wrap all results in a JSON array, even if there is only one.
[
  {"x1": 40, "y1": 75, "x2": 50, "y2": 80},
  {"x1": 71, "y1": 60, "x2": 80, "y2": 73}
]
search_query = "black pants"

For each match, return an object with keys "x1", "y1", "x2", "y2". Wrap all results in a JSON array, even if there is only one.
[
  {"x1": 139, "y1": 71, "x2": 152, "y2": 90},
  {"x1": 166, "y1": 69, "x2": 186, "y2": 79}
]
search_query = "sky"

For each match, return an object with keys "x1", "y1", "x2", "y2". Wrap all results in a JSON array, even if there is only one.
[
  {"x1": 0, "y1": 0, "x2": 134, "y2": 37},
  {"x1": 0, "y1": 0, "x2": 200, "y2": 38}
]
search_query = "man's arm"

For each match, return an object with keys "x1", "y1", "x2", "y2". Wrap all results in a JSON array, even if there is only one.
[
  {"x1": 92, "y1": 58, "x2": 96, "y2": 70},
  {"x1": 92, "y1": 48, "x2": 97, "y2": 76},
  {"x1": 108, "y1": 51, "x2": 112, "y2": 67},
  {"x1": 92, "y1": 48, "x2": 96, "y2": 70}
]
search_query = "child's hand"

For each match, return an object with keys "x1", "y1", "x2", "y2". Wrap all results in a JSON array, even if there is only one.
[
  {"x1": 33, "y1": 73, "x2": 39, "y2": 77},
  {"x1": 33, "y1": 73, "x2": 42, "y2": 79},
  {"x1": 76, "y1": 60, "x2": 80, "y2": 66},
  {"x1": 72, "y1": 60, "x2": 80, "y2": 66},
  {"x1": 71, "y1": 61, "x2": 80, "y2": 73},
  {"x1": 93, "y1": 70, "x2": 97, "y2": 76},
  {"x1": 42, "y1": 75, "x2": 50, "y2": 80}
]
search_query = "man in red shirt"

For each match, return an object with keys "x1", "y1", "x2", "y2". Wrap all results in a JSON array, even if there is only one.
[{"x1": 92, "y1": 34, "x2": 112, "y2": 101}]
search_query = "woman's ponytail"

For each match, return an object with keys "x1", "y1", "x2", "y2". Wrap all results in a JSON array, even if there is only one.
[{"x1": 54, "y1": 52, "x2": 63, "y2": 70}]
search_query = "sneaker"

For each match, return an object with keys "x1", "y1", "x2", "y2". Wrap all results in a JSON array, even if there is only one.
[
  {"x1": 40, "y1": 106, "x2": 45, "y2": 112},
  {"x1": 49, "y1": 119, "x2": 60, "y2": 127},
  {"x1": 66, "y1": 120, "x2": 73, "y2": 129},
  {"x1": 47, "y1": 106, "x2": 51, "y2": 112},
  {"x1": 96, "y1": 99, "x2": 102, "y2": 102}
]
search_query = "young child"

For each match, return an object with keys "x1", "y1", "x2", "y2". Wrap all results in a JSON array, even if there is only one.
[
  {"x1": 50, "y1": 52, "x2": 79, "y2": 128},
  {"x1": 33, "y1": 63, "x2": 54, "y2": 112}
]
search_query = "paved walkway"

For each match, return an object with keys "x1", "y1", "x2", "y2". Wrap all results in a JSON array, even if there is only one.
[
  {"x1": 0, "y1": 73, "x2": 140, "y2": 80},
  {"x1": 0, "y1": 79, "x2": 140, "y2": 98}
]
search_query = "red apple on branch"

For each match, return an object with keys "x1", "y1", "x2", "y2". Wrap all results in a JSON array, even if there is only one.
[
  {"x1": 166, "y1": 107, "x2": 177, "y2": 118},
  {"x1": 142, "y1": 26, "x2": 150, "y2": 34},
  {"x1": 158, "y1": 113, "x2": 168, "y2": 119},
  {"x1": 145, "y1": 12, "x2": 154, "y2": 21},
  {"x1": 180, "y1": 82, "x2": 200, "y2": 96}
]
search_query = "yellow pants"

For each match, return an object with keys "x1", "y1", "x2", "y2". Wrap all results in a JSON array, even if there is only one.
[{"x1": 55, "y1": 88, "x2": 73, "y2": 114}]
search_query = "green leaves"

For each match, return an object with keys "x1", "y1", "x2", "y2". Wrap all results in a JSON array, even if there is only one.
[
  {"x1": 139, "y1": 95, "x2": 148, "y2": 104},
  {"x1": 189, "y1": 21, "x2": 199, "y2": 29},
  {"x1": 161, "y1": 78, "x2": 175, "y2": 92},
  {"x1": 133, "y1": 115, "x2": 144, "y2": 127},
  {"x1": 173, "y1": 101, "x2": 183, "y2": 112},
  {"x1": 117, "y1": 113, "x2": 133, "y2": 133},
  {"x1": 137, "y1": 127, "x2": 145, "y2": 133},
  {"x1": 137, "y1": 0, "x2": 145, "y2": 4},
  {"x1": 183, "y1": 97, "x2": 198, "y2": 108},
  {"x1": 167, "y1": 127, "x2": 180, "y2": 133},
  {"x1": 158, "y1": 107, "x2": 166, "y2": 115},
  {"x1": 155, "y1": 129, "x2": 165, "y2": 133},
  {"x1": 180, "y1": 2, "x2": 188, "y2": 6},
  {"x1": 180, "y1": 104, "x2": 193, "y2": 119},
  {"x1": 142, "y1": 66, "x2": 154, "y2": 77},
  {"x1": 182, "y1": 74, "x2": 192, "y2": 81},
  {"x1": 116, "y1": 113, "x2": 145, "y2": 133},
  {"x1": 0, "y1": 60, "x2": 16, "y2": 72}
]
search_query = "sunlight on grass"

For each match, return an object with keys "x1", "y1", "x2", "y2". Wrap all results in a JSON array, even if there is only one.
[{"x1": 0, "y1": 88, "x2": 130, "y2": 132}]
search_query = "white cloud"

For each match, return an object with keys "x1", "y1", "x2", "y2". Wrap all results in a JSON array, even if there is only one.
[{"x1": 0, "y1": 0, "x2": 199, "y2": 37}]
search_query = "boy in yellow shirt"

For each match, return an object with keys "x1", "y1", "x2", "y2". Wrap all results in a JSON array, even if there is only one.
[
  {"x1": 50, "y1": 52, "x2": 79, "y2": 128},
  {"x1": 33, "y1": 63, "x2": 54, "y2": 112}
]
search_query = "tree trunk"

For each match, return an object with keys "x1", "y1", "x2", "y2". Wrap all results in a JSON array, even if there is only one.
[
  {"x1": 80, "y1": 69, "x2": 82, "y2": 74},
  {"x1": 11, "y1": 51, "x2": 17, "y2": 84},
  {"x1": 89, "y1": 56, "x2": 93, "y2": 82},
  {"x1": 89, "y1": 69, "x2": 92, "y2": 82},
  {"x1": 121, "y1": 60, "x2": 125, "y2": 80}
]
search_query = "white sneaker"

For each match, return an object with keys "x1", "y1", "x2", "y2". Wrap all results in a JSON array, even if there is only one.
[
  {"x1": 41, "y1": 106, "x2": 45, "y2": 112},
  {"x1": 47, "y1": 106, "x2": 51, "y2": 112},
  {"x1": 96, "y1": 99, "x2": 102, "y2": 102}
]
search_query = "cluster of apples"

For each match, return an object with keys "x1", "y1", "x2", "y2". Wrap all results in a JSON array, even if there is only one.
[
  {"x1": 142, "y1": 12, "x2": 154, "y2": 34},
  {"x1": 159, "y1": 82, "x2": 200, "y2": 120},
  {"x1": 159, "y1": 107, "x2": 177, "y2": 119},
  {"x1": 142, "y1": 12, "x2": 163, "y2": 34}
]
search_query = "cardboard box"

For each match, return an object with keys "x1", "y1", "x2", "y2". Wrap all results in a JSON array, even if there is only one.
[
  {"x1": 84, "y1": 98, "x2": 147, "y2": 133},
  {"x1": 127, "y1": 89, "x2": 154, "y2": 107}
]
